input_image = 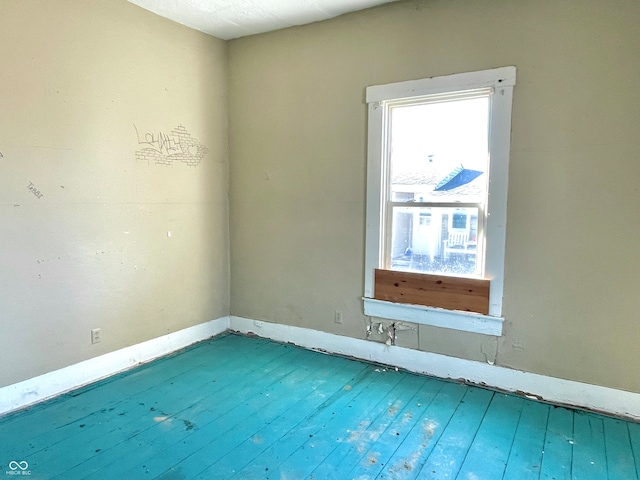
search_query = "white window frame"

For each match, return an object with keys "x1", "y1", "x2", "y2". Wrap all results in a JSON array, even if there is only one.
[{"x1": 363, "y1": 67, "x2": 516, "y2": 336}]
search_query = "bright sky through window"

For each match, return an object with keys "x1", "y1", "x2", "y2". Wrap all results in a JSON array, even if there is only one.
[{"x1": 390, "y1": 96, "x2": 490, "y2": 203}]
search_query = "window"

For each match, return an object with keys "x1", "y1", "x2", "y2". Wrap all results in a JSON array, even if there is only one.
[
  {"x1": 363, "y1": 67, "x2": 516, "y2": 336},
  {"x1": 418, "y1": 212, "x2": 431, "y2": 226}
]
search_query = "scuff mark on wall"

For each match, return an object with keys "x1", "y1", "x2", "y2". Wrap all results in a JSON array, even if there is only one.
[
  {"x1": 481, "y1": 337, "x2": 498, "y2": 365},
  {"x1": 394, "y1": 322, "x2": 418, "y2": 349},
  {"x1": 511, "y1": 338, "x2": 525, "y2": 353}
]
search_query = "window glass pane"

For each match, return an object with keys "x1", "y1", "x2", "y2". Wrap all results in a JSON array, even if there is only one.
[
  {"x1": 390, "y1": 206, "x2": 480, "y2": 276},
  {"x1": 390, "y1": 96, "x2": 490, "y2": 204}
]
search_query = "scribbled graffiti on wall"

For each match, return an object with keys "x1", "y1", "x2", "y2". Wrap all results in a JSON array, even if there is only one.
[
  {"x1": 27, "y1": 181, "x2": 44, "y2": 199},
  {"x1": 133, "y1": 124, "x2": 208, "y2": 167}
]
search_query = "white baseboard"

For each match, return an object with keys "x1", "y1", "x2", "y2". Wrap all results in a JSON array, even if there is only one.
[
  {"x1": 0, "y1": 316, "x2": 230, "y2": 416},
  {"x1": 3, "y1": 315, "x2": 639, "y2": 422},
  {"x1": 229, "y1": 316, "x2": 640, "y2": 421}
]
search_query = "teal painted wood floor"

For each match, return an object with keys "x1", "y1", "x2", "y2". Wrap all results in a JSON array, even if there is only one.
[{"x1": 1, "y1": 334, "x2": 639, "y2": 479}]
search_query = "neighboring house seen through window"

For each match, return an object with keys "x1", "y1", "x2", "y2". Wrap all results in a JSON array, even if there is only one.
[{"x1": 363, "y1": 67, "x2": 516, "y2": 336}]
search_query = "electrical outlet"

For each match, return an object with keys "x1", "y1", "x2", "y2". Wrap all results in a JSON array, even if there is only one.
[
  {"x1": 334, "y1": 310, "x2": 343, "y2": 324},
  {"x1": 91, "y1": 328, "x2": 101, "y2": 344}
]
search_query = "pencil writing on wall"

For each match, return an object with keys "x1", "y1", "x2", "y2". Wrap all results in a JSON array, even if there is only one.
[
  {"x1": 133, "y1": 124, "x2": 208, "y2": 167},
  {"x1": 27, "y1": 181, "x2": 44, "y2": 199}
]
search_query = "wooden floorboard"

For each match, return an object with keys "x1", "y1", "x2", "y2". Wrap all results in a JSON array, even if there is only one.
[
  {"x1": 502, "y1": 399, "x2": 549, "y2": 480},
  {"x1": 3, "y1": 338, "x2": 245, "y2": 461},
  {"x1": 603, "y1": 417, "x2": 638, "y2": 480},
  {"x1": 539, "y1": 405, "x2": 574, "y2": 480},
  {"x1": 79, "y1": 341, "x2": 315, "y2": 479},
  {"x1": 370, "y1": 382, "x2": 469, "y2": 479},
  {"x1": 1, "y1": 333, "x2": 638, "y2": 480},
  {"x1": 154, "y1": 348, "x2": 371, "y2": 479},
  {"x1": 213, "y1": 365, "x2": 391, "y2": 479},
  {"x1": 2, "y1": 336, "x2": 242, "y2": 441},
  {"x1": 233, "y1": 370, "x2": 403, "y2": 477},
  {"x1": 572, "y1": 412, "x2": 608, "y2": 479},
  {"x1": 50, "y1": 337, "x2": 287, "y2": 478},
  {"x1": 194, "y1": 364, "x2": 379, "y2": 479},
  {"x1": 629, "y1": 421, "x2": 640, "y2": 479},
  {"x1": 310, "y1": 375, "x2": 444, "y2": 480},
  {"x1": 455, "y1": 392, "x2": 523, "y2": 479},
  {"x1": 417, "y1": 386, "x2": 494, "y2": 479},
  {"x1": 51, "y1": 336, "x2": 288, "y2": 479}
]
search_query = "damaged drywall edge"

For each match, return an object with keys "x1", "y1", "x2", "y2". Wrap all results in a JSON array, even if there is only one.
[
  {"x1": 366, "y1": 319, "x2": 418, "y2": 346},
  {"x1": 481, "y1": 338, "x2": 498, "y2": 366},
  {"x1": 229, "y1": 316, "x2": 640, "y2": 422}
]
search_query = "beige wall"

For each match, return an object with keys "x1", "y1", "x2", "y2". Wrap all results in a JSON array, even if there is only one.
[
  {"x1": 0, "y1": 1, "x2": 229, "y2": 387},
  {"x1": 228, "y1": 0, "x2": 640, "y2": 392}
]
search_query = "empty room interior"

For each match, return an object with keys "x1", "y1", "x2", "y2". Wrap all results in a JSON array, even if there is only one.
[{"x1": 1, "y1": 0, "x2": 640, "y2": 478}]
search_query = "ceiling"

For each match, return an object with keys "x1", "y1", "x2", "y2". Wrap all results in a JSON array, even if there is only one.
[{"x1": 127, "y1": 0, "x2": 398, "y2": 40}]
